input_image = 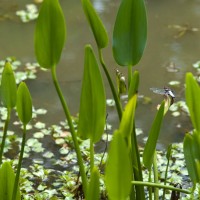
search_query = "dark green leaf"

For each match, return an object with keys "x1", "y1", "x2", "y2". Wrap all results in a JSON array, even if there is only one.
[
  {"x1": 82, "y1": 0, "x2": 108, "y2": 49},
  {"x1": 87, "y1": 167, "x2": 100, "y2": 200},
  {"x1": 17, "y1": 82, "x2": 32, "y2": 125},
  {"x1": 0, "y1": 162, "x2": 21, "y2": 200},
  {"x1": 0, "y1": 62, "x2": 17, "y2": 108},
  {"x1": 185, "y1": 73, "x2": 200, "y2": 132},
  {"x1": 113, "y1": 0, "x2": 147, "y2": 66},
  {"x1": 35, "y1": 0, "x2": 66, "y2": 68},
  {"x1": 78, "y1": 45, "x2": 106, "y2": 143},
  {"x1": 183, "y1": 132, "x2": 200, "y2": 184},
  {"x1": 119, "y1": 95, "x2": 137, "y2": 138},
  {"x1": 105, "y1": 130, "x2": 132, "y2": 200},
  {"x1": 143, "y1": 101, "x2": 164, "y2": 170}
]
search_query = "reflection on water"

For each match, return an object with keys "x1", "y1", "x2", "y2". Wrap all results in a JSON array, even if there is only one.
[{"x1": 0, "y1": 0, "x2": 200, "y2": 148}]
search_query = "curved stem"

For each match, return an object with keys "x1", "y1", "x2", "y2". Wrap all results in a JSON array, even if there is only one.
[
  {"x1": 12, "y1": 125, "x2": 26, "y2": 200},
  {"x1": 98, "y1": 49, "x2": 123, "y2": 120},
  {"x1": 131, "y1": 181, "x2": 191, "y2": 194},
  {"x1": 0, "y1": 107, "x2": 11, "y2": 165},
  {"x1": 51, "y1": 66, "x2": 88, "y2": 195}
]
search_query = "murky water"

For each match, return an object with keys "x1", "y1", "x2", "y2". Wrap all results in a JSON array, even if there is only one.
[{"x1": 1, "y1": 0, "x2": 200, "y2": 149}]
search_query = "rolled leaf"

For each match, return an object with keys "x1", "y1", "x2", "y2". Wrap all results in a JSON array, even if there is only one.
[
  {"x1": 119, "y1": 95, "x2": 137, "y2": 138},
  {"x1": 87, "y1": 167, "x2": 100, "y2": 200},
  {"x1": 0, "y1": 162, "x2": 21, "y2": 200},
  {"x1": 16, "y1": 82, "x2": 32, "y2": 126},
  {"x1": 78, "y1": 45, "x2": 106, "y2": 143},
  {"x1": 143, "y1": 101, "x2": 164, "y2": 170},
  {"x1": 185, "y1": 73, "x2": 200, "y2": 132},
  {"x1": 82, "y1": 0, "x2": 108, "y2": 49},
  {"x1": 0, "y1": 62, "x2": 17, "y2": 108},
  {"x1": 113, "y1": 0, "x2": 147, "y2": 66},
  {"x1": 105, "y1": 130, "x2": 132, "y2": 200},
  {"x1": 35, "y1": 0, "x2": 66, "y2": 68}
]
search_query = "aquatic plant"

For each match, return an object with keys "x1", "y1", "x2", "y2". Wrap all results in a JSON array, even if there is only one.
[{"x1": 1, "y1": 0, "x2": 200, "y2": 199}]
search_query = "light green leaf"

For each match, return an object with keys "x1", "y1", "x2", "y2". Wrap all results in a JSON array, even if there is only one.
[
  {"x1": 0, "y1": 62, "x2": 17, "y2": 108},
  {"x1": 113, "y1": 0, "x2": 147, "y2": 66},
  {"x1": 17, "y1": 82, "x2": 32, "y2": 126},
  {"x1": 128, "y1": 70, "x2": 139, "y2": 98},
  {"x1": 183, "y1": 132, "x2": 200, "y2": 184},
  {"x1": 35, "y1": 0, "x2": 66, "y2": 68},
  {"x1": 185, "y1": 73, "x2": 200, "y2": 132},
  {"x1": 0, "y1": 162, "x2": 21, "y2": 200},
  {"x1": 82, "y1": 0, "x2": 108, "y2": 49},
  {"x1": 87, "y1": 167, "x2": 100, "y2": 200},
  {"x1": 119, "y1": 95, "x2": 137, "y2": 138},
  {"x1": 143, "y1": 101, "x2": 165, "y2": 170},
  {"x1": 78, "y1": 45, "x2": 106, "y2": 143},
  {"x1": 105, "y1": 130, "x2": 132, "y2": 200}
]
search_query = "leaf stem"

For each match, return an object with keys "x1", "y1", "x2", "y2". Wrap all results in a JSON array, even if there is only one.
[
  {"x1": 131, "y1": 181, "x2": 191, "y2": 194},
  {"x1": 98, "y1": 49, "x2": 123, "y2": 120},
  {"x1": 51, "y1": 65, "x2": 88, "y2": 195},
  {"x1": 12, "y1": 124, "x2": 26, "y2": 200},
  {"x1": 0, "y1": 107, "x2": 11, "y2": 165},
  {"x1": 153, "y1": 151, "x2": 159, "y2": 200},
  {"x1": 90, "y1": 140, "x2": 94, "y2": 174}
]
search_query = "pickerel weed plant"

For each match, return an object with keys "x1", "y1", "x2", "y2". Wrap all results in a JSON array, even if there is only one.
[{"x1": 0, "y1": 0, "x2": 199, "y2": 199}]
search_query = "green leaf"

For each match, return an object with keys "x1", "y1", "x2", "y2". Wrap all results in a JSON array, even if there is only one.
[
  {"x1": 82, "y1": 0, "x2": 108, "y2": 49},
  {"x1": 119, "y1": 95, "x2": 137, "y2": 138},
  {"x1": 105, "y1": 130, "x2": 132, "y2": 200},
  {"x1": 78, "y1": 45, "x2": 106, "y2": 143},
  {"x1": 183, "y1": 132, "x2": 200, "y2": 184},
  {"x1": 113, "y1": 0, "x2": 147, "y2": 66},
  {"x1": 143, "y1": 101, "x2": 165, "y2": 170},
  {"x1": 87, "y1": 167, "x2": 100, "y2": 200},
  {"x1": 128, "y1": 70, "x2": 139, "y2": 98},
  {"x1": 35, "y1": 0, "x2": 66, "y2": 68},
  {"x1": 185, "y1": 73, "x2": 200, "y2": 132},
  {"x1": 17, "y1": 82, "x2": 32, "y2": 126},
  {"x1": 0, "y1": 162, "x2": 21, "y2": 200},
  {"x1": 0, "y1": 62, "x2": 17, "y2": 108}
]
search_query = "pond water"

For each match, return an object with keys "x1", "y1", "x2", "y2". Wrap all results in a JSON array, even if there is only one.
[{"x1": 1, "y1": 0, "x2": 200, "y2": 151}]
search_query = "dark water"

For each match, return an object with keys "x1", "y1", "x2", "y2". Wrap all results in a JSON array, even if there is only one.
[{"x1": 0, "y1": 0, "x2": 200, "y2": 149}]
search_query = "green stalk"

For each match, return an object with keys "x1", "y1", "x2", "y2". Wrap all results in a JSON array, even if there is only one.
[
  {"x1": 153, "y1": 151, "x2": 159, "y2": 200},
  {"x1": 98, "y1": 49, "x2": 123, "y2": 120},
  {"x1": 0, "y1": 107, "x2": 11, "y2": 165},
  {"x1": 162, "y1": 152, "x2": 171, "y2": 200},
  {"x1": 128, "y1": 65, "x2": 132, "y2": 87},
  {"x1": 90, "y1": 140, "x2": 94, "y2": 174},
  {"x1": 149, "y1": 170, "x2": 152, "y2": 200},
  {"x1": 131, "y1": 181, "x2": 191, "y2": 194},
  {"x1": 131, "y1": 126, "x2": 145, "y2": 200},
  {"x1": 51, "y1": 65, "x2": 88, "y2": 195},
  {"x1": 12, "y1": 125, "x2": 26, "y2": 200}
]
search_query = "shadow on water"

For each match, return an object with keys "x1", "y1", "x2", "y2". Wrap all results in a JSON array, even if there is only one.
[{"x1": 0, "y1": 0, "x2": 200, "y2": 165}]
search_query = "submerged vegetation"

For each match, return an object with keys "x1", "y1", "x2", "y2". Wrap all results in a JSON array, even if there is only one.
[{"x1": 0, "y1": 0, "x2": 200, "y2": 199}]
